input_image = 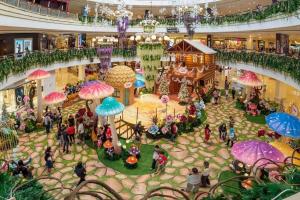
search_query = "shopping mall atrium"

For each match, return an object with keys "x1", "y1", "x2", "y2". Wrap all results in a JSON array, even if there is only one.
[{"x1": 0, "y1": 0, "x2": 300, "y2": 199}]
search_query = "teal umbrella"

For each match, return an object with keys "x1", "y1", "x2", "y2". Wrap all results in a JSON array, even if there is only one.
[{"x1": 95, "y1": 97, "x2": 125, "y2": 154}]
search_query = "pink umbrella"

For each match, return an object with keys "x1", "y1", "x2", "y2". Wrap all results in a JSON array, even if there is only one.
[
  {"x1": 236, "y1": 71, "x2": 263, "y2": 87},
  {"x1": 232, "y1": 140, "x2": 284, "y2": 168},
  {"x1": 43, "y1": 92, "x2": 66, "y2": 105},
  {"x1": 27, "y1": 69, "x2": 50, "y2": 122},
  {"x1": 27, "y1": 69, "x2": 50, "y2": 81},
  {"x1": 79, "y1": 82, "x2": 114, "y2": 100}
]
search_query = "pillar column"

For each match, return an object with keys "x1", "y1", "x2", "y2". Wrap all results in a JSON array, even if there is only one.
[
  {"x1": 246, "y1": 35, "x2": 254, "y2": 50},
  {"x1": 94, "y1": 3, "x2": 99, "y2": 24},
  {"x1": 42, "y1": 71, "x2": 56, "y2": 95},
  {"x1": 78, "y1": 65, "x2": 85, "y2": 81}
]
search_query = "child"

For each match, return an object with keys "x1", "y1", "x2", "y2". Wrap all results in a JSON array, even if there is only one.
[
  {"x1": 204, "y1": 124, "x2": 211, "y2": 143},
  {"x1": 155, "y1": 151, "x2": 168, "y2": 174},
  {"x1": 227, "y1": 125, "x2": 235, "y2": 147},
  {"x1": 201, "y1": 161, "x2": 210, "y2": 187},
  {"x1": 218, "y1": 123, "x2": 227, "y2": 141}
]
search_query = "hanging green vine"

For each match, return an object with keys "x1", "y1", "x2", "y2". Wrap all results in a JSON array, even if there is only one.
[
  {"x1": 216, "y1": 50, "x2": 300, "y2": 83},
  {"x1": 0, "y1": 48, "x2": 138, "y2": 83}
]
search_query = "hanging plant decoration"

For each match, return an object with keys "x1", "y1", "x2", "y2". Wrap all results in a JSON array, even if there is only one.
[
  {"x1": 183, "y1": 10, "x2": 197, "y2": 38},
  {"x1": 117, "y1": 16, "x2": 129, "y2": 48},
  {"x1": 97, "y1": 45, "x2": 113, "y2": 74},
  {"x1": 137, "y1": 43, "x2": 164, "y2": 91}
]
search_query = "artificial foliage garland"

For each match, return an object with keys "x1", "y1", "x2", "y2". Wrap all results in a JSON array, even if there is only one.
[
  {"x1": 79, "y1": 0, "x2": 300, "y2": 26},
  {"x1": 0, "y1": 48, "x2": 137, "y2": 83},
  {"x1": 216, "y1": 50, "x2": 300, "y2": 83}
]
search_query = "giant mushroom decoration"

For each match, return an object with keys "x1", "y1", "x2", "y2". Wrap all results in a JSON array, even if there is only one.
[
  {"x1": 105, "y1": 65, "x2": 135, "y2": 106},
  {"x1": 236, "y1": 71, "x2": 263, "y2": 87},
  {"x1": 96, "y1": 97, "x2": 125, "y2": 154},
  {"x1": 231, "y1": 140, "x2": 284, "y2": 168},
  {"x1": 43, "y1": 91, "x2": 66, "y2": 105},
  {"x1": 27, "y1": 69, "x2": 50, "y2": 121},
  {"x1": 266, "y1": 112, "x2": 300, "y2": 139},
  {"x1": 79, "y1": 81, "x2": 114, "y2": 113}
]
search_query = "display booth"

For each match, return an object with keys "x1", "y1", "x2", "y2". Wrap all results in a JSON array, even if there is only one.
[{"x1": 166, "y1": 40, "x2": 217, "y2": 94}]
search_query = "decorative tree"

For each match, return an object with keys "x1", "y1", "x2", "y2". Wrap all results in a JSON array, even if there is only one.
[
  {"x1": 158, "y1": 74, "x2": 169, "y2": 96},
  {"x1": 178, "y1": 78, "x2": 189, "y2": 103}
]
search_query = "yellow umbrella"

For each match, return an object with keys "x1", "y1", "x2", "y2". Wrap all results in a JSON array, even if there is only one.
[{"x1": 270, "y1": 141, "x2": 300, "y2": 166}]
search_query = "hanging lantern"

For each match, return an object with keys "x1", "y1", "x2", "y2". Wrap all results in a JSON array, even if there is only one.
[{"x1": 151, "y1": 35, "x2": 157, "y2": 40}]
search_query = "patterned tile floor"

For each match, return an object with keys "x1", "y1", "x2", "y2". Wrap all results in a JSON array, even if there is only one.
[{"x1": 13, "y1": 96, "x2": 269, "y2": 199}]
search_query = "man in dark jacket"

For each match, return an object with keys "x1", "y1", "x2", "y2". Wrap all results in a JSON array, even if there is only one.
[{"x1": 75, "y1": 162, "x2": 86, "y2": 186}]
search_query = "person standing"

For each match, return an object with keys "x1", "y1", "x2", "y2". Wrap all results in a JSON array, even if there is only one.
[
  {"x1": 231, "y1": 86, "x2": 236, "y2": 100},
  {"x1": 62, "y1": 126, "x2": 70, "y2": 153},
  {"x1": 204, "y1": 124, "x2": 211, "y2": 143},
  {"x1": 44, "y1": 147, "x2": 54, "y2": 173},
  {"x1": 151, "y1": 145, "x2": 160, "y2": 170},
  {"x1": 74, "y1": 162, "x2": 86, "y2": 186},
  {"x1": 224, "y1": 78, "x2": 230, "y2": 100},
  {"x1": 44, "y1": 113, "x2": 52, "y2": 135},
  {"x1": 201, "y1": 161, "x2": 211, "y2": 187},
  {"x1": 77, "y1": 118, "x2": 85, "y2": 144},
  {"x1": 57, "y1": 107, "x2": 62, "y2": 130},
  {"x1": 227, "y1": 125, "x2": 236, "y2": 147}
]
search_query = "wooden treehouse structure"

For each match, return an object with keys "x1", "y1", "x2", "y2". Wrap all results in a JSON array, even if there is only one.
[{"x1": 164, "y1": 39, "x2": 217, "y2": 95}]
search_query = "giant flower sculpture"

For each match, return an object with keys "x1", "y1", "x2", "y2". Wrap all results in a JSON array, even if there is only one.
[
  {"x1": 27, "y1": 69, "x2": 50, "y2": 121},
  {"x1": 96, "y1": 97, "x2": 125, "y2": 154}
]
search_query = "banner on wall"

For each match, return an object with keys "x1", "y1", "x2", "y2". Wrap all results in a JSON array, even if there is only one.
[
  {"x1": 14, "y1": 38, "x2": 32, "y2": 54},
  {"x1": 15, "y1": 86, "x2": 25, "y2": 107}
]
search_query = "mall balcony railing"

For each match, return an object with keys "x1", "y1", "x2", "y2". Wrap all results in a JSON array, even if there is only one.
[
  {"x1": 1, "y1": 0, "x2": 300, "y2": 28},
  {"x1": 216, "y1": 49, "x2": 300, "y2": 84},
  {"x1": 0, "y1": 0, "x2": 78, "y2": 20}
]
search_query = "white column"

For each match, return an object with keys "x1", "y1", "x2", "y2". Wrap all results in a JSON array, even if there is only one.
[
  {"x1": 94, "y1": 3, "x2": 99, "y2": 24},
  {"x1": 78, "y1": 65, "x2": 85, "y2": 81},
  {"x1": 274, "y1": 80, "x2": 281, "y2": 103},
  {"x1": 42, "y1": 71, "x2": 56, "y2": 95},
  {"x1": 246, "y1": 35, "x2": 254, "y2": 50}
]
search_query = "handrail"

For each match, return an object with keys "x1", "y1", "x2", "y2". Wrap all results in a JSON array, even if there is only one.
[
  {"x1": 216, "y1": 50, "x2": 300, "y2": 84},
  {"x1": 0, "y1": 0, "x2": 78, "y2": 21},
  {"x1": 1, "y1": 0, "x2": 300, "y2": 28}
]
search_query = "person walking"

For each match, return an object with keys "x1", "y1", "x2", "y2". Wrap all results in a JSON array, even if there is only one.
[
  {"x1": 62, "y1": 126, "x2": 70, "y2": 153},
  {"x1": 218, "y1": 123, "x2": 227, "y2": 141},
  {"x1": 44, "y1": 147, "x2": 54, "y2": 173},
  {"x1": 44, "y1": 113, "x2": 52, "y2": 135},
  {"x1": 227, "y1": 125, "x2": 236, "y2": 147},
  {"x1": 74, "y1": 162, "x2": 86, "y2": 186},
  {"x1": 66, "y1": 123, "x2": 76, "y2": 145},
  {"x1": 231, "y1": 86, "x2": 236, "y2": 100},
  {"x1": 204, "y1": 124, "x2": 211, "y2": 143},
  {"x1": 57, "y1": 107, "x2": 62, "y2": 130}
]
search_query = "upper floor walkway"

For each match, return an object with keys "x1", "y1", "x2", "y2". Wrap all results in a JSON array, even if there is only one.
[{"x1": 0, "y1": 0, "x2": 300, "y2": 33}]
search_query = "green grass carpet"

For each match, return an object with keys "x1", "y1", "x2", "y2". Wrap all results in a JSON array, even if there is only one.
[
  {"x1": 91, "y1": 139, "x2": 167, "y2": 175},
  {"x1": 245, "y1": 113, "x2": 266, "y2": 124},
  {"x1": 218, "y1": 170, "x2": 242, "y2": 196}
]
